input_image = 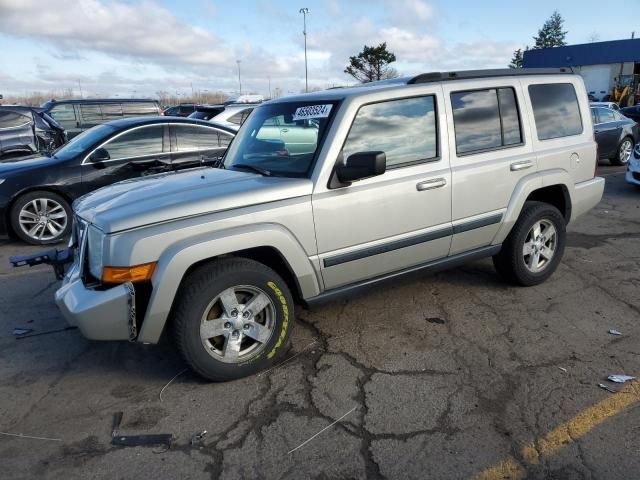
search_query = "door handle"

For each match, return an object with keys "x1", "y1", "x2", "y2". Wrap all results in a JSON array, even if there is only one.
[
  {"x1": 510, "y1": 160, "x2": 533, "y2": 171},
  {"x1": 280, "y1": 128, "x2": 289, "y2": 133},
  {"x1": 416, "y1": 178, "x2": 446, "y2": 191}
]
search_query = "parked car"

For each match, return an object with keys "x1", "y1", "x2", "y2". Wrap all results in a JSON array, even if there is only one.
[
  {"x1": 0, "y1": 117, "x2": 235, "y2": 244},
  {"x1": 626, "y1": 144, "x2": 640, "y2": 186},
  {"x1": 13, "y1": 68, "x2": 604, "y2": 381},
  {"x1": 591, "y1": 106, "x2": 639, "y2": 165},
  {"x1": 41, "y1": 98, "x2": 161, "y2": 139},
  {"x1": 0, "y1": 106, "x2": 66, "y2": 159},
  {"x1": 620, "y1": 104, "x2": 640, "y2": 124},
  {"x1": 162, "y1": 104, "x2": 198, "y2": 117},
  {"x1": 189, "y1": 104, "x2": 257, "y2": 127},
  {"x1": 590, "y1": 101, "x2": 620, "y2": 111}
]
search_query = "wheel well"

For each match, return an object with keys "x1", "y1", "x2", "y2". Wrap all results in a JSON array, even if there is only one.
[
  {"x1": 525, "y1": 185, "x2": 571, "y2": 222},
  {"x1": 5, "y1": 187, "x2": 73, "y2": 236}
]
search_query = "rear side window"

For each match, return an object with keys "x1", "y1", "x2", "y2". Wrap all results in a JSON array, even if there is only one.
[
  {"x1": 174, "y1": 124, "x2": 223, "y2": 151},
  {"x1": 48, "y1": 104, "x2": 76, "y2": 129},
  {"x1": 101, "y1": 103, "x2": 123, "y2": 121},
  {"x1": 0, "y1": 110, "x2": 32, "y2": 128},
  {"x1": 529, "y1": 83, "x2": 583, "y2": 140},
  {"x1": 122, "y1": 102, "x2": 159, "y2": 116},
  {"x1": 451, "y1": 87, "x2": 522, "y2": 155},
  {"x1": 597, "y1": 108, "x2": 615, "y2": 123},
  {"x1": 342, "y1": 96, "x2": 438, "y2": 168},
  {"x1": 80, "y1": 104, "x2": 103, "y2": 124}
]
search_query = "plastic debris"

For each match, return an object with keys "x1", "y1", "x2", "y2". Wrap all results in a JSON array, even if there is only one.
[
  {"x1": 191, "y1": 430, "x2": 207, "y2": 446},
  {"x1": 608, "y1": 329, "x2": 622, "y2": 336},
  {"x1": 13, "y1": 328, "x2": 34, "y2": 336},
  {"x1": 425, "y1": 317, "x2": 445, "y2": 324},
  {"x1": 598, "y1": 383, "x2": 617, "y2": 393},
  {"x1": 110, "y1": 411, "x2": 172, "y2": 448},
  {"x1": 558, "y1": 367, "x2": 567, "y2": 373},
  {"x1": 607, "y1": 375, "x2": 636, "y2": 383}
]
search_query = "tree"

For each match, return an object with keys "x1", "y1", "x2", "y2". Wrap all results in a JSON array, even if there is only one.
[
  {"x1": 533, "y1": 11, "x2": 567, "y2": 49},
  {"x1": 509, "y1": 48, "x2": 524, "y2": 69},
  {"x1": 344, "y1": 42, "x2": 398, "y2": 83}
]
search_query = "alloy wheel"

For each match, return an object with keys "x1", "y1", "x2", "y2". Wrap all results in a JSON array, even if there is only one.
[
  {"x1": 18, "y1": 198, "x2": 68, "y2": 242},
  {"x1": 619, "y1": 139, "x2": 633, "y2": 165},
  {"x1": 522, "y1": 219, "x2": 557, "y2": 273}
]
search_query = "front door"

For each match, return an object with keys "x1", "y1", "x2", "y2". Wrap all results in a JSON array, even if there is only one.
[
  {"x1": 593, "y1": 107, "x2": 621, "y2": 158},
  {"x1": 81, "y1": 123, "x2": 171, "y2": 193},
  {"x1": 312, "y1": 92, "x2": 452, "y2": 290}
]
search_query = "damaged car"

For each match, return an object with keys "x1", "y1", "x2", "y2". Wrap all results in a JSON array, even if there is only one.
[{"x1": 0, "y1": 106, "x2": 66, "y2": 159}]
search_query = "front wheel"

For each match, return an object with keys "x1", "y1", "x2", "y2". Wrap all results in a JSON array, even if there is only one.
[
  {"x1": 10, "y1": 190, "x2": 71, "y2": 245},
  {"x1": 171, "y1": 258, "x2": 293, "y2": 381},
  {"x1": 493, "y1": 201, "x2": 566, "y2": 286}
]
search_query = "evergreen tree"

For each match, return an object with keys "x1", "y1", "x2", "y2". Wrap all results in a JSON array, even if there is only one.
[
  {"x1": 509, "y1": 48, "x2": 524, "y2": 68},
  {"x1": 533, "y1": 11, "x2": 567, "y2": 49},
  {"x1": 345, "y1": 43, "x2": 398, "y2": 83}
]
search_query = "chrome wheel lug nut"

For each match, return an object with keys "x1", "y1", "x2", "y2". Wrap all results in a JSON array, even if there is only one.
[
  {"x1": 243, "y1": 324, "x2": 250, "y2": 330},
  {"x1": 224, "y1": 322, "x2": 232, "y2": 328},
  {"x1": 231, "y1": 310, "x2": 238, "y2": 317},
  {"x1": 242, "y1": 311, "x2": 250, "y2": 319}
]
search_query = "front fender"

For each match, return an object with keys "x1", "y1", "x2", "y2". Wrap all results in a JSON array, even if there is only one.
[{"x1": 137, "y1": 223, "x2": 320, "y2": 343}]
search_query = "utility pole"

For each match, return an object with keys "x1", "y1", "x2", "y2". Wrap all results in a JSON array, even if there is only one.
[
  {"x1": 237, "y1": 60, "x2": 242, "y2": 96},
  {"x1": 268, "y1": 76, "x2": 272, "y2": 99},
  {"x1": 299, "y1": 7, "x2": 309, "y2": 92},
  {"x1": 78, "y1": 80, "x2": 83, "y2": 98}
]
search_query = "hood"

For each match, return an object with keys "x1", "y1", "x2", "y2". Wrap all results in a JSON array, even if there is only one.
[
  {"x1": 0, "y1": 154, "x2": 60, "y2": 171},
  {"x1": 74, "y1": 167, "x2": 313, "y2": 233}
]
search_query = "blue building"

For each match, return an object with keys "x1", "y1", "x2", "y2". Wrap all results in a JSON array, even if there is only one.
[{"x1": 523, "y1": 38, "x2": 640, "y2": 101}]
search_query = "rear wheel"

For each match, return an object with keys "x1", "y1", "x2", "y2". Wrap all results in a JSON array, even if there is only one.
[
  {"x1": 171, "y1": 258, "x2": 293, "y2": 381},
  {"x1": 493, "y1": 201, "x2": 566, "y2": 286},
  {"x1": 10, "y1": 191, "x2": 71, "y2": 245},
  {"x1": 611, "y1": 137, "x2": 634, "y2": 166}
]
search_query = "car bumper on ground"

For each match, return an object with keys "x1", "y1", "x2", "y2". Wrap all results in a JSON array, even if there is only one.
[
  {"x1": 571, "y1": 176, "x2": 606, "y2": 221},
  {"x1": 626, "y1": 155, "x2": 640, "y2": 186},
  {"x1": 55, "y1": 261, "x2": 136, "y2": 341}
]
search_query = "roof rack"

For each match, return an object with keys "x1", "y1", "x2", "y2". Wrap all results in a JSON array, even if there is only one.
[{"x1": 408, "y1": 68, "x2": 574, "y2": 84}]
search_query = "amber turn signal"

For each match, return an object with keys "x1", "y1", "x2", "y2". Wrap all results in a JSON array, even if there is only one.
[{"x1": 102, "y1": 262, "x2": 156, "y2": 283}]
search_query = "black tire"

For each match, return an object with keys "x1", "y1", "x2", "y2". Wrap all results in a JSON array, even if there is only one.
[
  {"x1": 610, "y1": 137, "x2": 634, "y2": 166},
  {"x1": 493, "y1": 201, "x2": 566, "y2": 286},
  {"x1": 171, "y1": 258, "x2": 294, "y2": 381},
  {"x1": 10, "y1": 190, "x2": 72, "y2": 245}
]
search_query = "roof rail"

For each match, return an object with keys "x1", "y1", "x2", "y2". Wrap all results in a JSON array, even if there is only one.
[{"x1": 407, "y1": 68, "x2": 575, "y2": 84}]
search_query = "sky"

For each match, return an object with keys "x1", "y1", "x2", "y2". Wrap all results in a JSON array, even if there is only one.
[{"x1": 0, "y1": 0, "x2": 637, "y2": 100}]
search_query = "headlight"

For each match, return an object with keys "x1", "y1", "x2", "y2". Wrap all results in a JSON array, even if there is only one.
[{"x1": 87, "y1": 225, "x2": 104, "y2": 280}]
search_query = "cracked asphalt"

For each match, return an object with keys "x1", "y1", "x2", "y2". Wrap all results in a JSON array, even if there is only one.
[{"x1": 0, "y1": 166, "x2": 638, "y2": 480}]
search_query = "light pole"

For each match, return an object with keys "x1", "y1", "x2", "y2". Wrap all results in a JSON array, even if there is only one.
[
  {"x1": 299, "y1": 7, "x2": 309, "y2": 92},
  {"x1": 236, "y1": 60, "x2": 242, "y2": 96}
]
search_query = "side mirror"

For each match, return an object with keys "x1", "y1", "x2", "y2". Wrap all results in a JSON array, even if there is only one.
[
  {"x1": 335, "y1": 151, "x2": 386, "y2": 184},
  {"x1": 90, "y1": 147, "x2": 110, "y2": 162}
]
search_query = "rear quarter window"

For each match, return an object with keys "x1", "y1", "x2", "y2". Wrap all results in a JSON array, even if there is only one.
[{"x1": 529, "y1": 83, "x2": 583, "y2": 140}]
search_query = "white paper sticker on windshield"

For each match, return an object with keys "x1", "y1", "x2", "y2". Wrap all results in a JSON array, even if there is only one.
[{"x1": 292, "y1": 104, "x2": 332, "y2": 121}]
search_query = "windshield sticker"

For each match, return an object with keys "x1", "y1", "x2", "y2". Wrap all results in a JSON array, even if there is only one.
[{"x1": 292, "y1": 104, "x2": 332, "y2": 121}]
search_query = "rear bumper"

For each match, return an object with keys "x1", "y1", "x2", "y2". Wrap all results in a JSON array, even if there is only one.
[
  {"x1": 55, "y1": 262, "x2": 136, "y2": 341},
  {"x1": 570, "y1": 177, "x2": 605, "y2": 222}
]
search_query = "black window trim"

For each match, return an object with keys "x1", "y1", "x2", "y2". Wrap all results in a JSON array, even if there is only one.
[
  {"x1": 450, "y1": 85, "x2": 525, "y2": 157},
  {"x1": 337, "y1": 93, "x2": 441, "y2": 177},
  {"x1": 528, "y1": 82, "x2": 584, "y2": 141}
]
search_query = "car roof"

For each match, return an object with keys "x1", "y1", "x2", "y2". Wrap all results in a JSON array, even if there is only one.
[
  {"x1": 103, "y1": 116, "x2": 237, "y2": 134},
  {"x1": 41, "y1": 98, "x2": 158, "y2": 108}
]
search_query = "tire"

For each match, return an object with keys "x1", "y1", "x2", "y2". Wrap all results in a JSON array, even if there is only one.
[
  {"x1": 10, "y1": 190, "x2": 72, "y2": 245},
  {"x1": 611, "y1": 137, "x2": 634, "y2": 166},
  {"x1": 493, "y1": 201, "x2": 566, "y2": 286},
  {"x1": 171, "y1": 258, "x2": 294, "y2": 381}
]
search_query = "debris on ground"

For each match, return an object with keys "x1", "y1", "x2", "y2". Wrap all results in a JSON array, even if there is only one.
[
  {"x1": 191, "y1": 430, "x2": 207, "y2": 446},
  {"x1": 159, "y1": 368, "x2": 187, "y2": 402},
  {"x1": 13, "y1": 328, "x2": 34, "y2": 336},
  {"x1": 598, "y1": 383, "x2": 617, "y2": 393},
  {"x1": 0, "y1": 431, "x2": 62, "y2": 442},
  {"x1": 110, "y1": 411, "x2": 172, "y2": 448},
  {"x1": 425, "y1": 317, "x2": 445, "y2": 324},
  {"x1": 607, "y1": 375, "x2": 636, "y2": 383},
  {"x1": 558, "y1": 367, "x2": 568, "y2": 373},
  {"x1": 288, "y1": 406, "x2": 357, "y2": 454},
  {"x1": 608, "y1": 329, "x2": 622, "y2": 336},
  {"x1": 15, "y1": 326, "x2": 77, "y2": 339}
]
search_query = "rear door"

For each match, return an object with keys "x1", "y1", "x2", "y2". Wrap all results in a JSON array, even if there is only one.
[
  {"x1": 170, "y1": 123, "x2": 231, "y2": 170},
  {"x1": 593, "y1": 107, "x2": 620, "y2": 158},
  {"x1": 81, "y1": 123, "x2": 171, "y2": 193}
]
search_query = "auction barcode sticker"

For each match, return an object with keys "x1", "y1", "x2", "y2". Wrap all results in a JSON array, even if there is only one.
[{"x1": 292, "y1": 104, "x2": 332, "y2": 121}]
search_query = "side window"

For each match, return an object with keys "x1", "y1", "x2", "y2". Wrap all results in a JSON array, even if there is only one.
[
  {"x1": 122, "y1": 102, "x2": 158, "y2": 116},
  {"x1": 48, "y1": 104, "x2": 77, "y2": 129},
  {"x1": 342, "y1": 96, "x2": 438, "y2": 168},
  {"x1": 101, "y1": 103, "x2": 124, "y2": 121},
  {"x1": 590, "y1": 109, "x2": 598, "y2": 125},
  {"x1": 79, "y1": 104, "x2": 103, "y2": 124},
  {"x1": 227, "y1": 110, "x2": 245, "y2": 125},
  {"x1": 0, "y1": 110, "x2": 32, "y2": 128},
  {"x1": 174, "y1": 125, "x2": 221, "y2": 151},
  {"x1": 102, "y1": 125, "x2": 164, "y2": 160},
  {"x1": 219, "y1": 131, "x2": 234, "y2": 147},
  {"x1": 451, "y1": 87, "x2": 522, "y2": 155},
  {"x1": 529, "y1": 83, "x2": 583, "y2": 140},
  {"x1": 597, "y1": 108, "x2": 615, "y2": 123}
]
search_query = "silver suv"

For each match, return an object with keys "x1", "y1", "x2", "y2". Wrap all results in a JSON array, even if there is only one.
[{"x1": 12, "y1": 68, "x2": 605, "y2": 381}]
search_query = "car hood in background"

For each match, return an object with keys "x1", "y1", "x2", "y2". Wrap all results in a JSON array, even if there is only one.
[
  {"x1": 74, "y1": 167, "x2": 313, "y2": 233},
  {"x1": 0, "y1": 154, "x2": 62, "y2": 171}
]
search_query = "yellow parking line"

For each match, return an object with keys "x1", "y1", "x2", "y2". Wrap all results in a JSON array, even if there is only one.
[{"x1": 476, "y1": 381, "x2": 639, "y2": 479}]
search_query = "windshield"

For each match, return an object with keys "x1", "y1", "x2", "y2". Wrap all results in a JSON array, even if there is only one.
[
  {"x1": 52, "y1": 124, "x2": 116, "y2": 159},
  {"x1": 223, "y1": 101, "x2": 337, "y2": 177}
]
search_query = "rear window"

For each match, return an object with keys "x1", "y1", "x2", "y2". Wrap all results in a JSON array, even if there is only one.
[
  {"x1": 529, "y1": 83, "x2": 583, "y2": 140},
  {"x1": 451, "y1": 87, "x2": 522, "y2": 155}
]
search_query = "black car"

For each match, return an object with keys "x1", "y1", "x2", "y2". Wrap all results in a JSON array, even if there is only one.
[
  {"x1": 41, "y1": 98, "x2": 161, "y2": 139},
  {"x1": 0, "y1": 117, "x2": 235, "y2": 245},
  {"x1": 188, "y1": 104, "x2": 226, "y2": 120},
  {"x1": 0, "y1": 106, "x2": 66, "y2": 159},
  {"x1": 621, "y1": 104, "x2": 640, "y2": 123},
  {"x1": 162, "y1": 104, "x2": 198, "y2": 117},
  {"x1": 591, "y1": 106, "x2": 639, "y2": 165}
]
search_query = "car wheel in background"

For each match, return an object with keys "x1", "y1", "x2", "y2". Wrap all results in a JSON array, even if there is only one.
[
  {"x1": 493, "y1": 201, "x2": 566, "y2": 286},
  {"x1": 611, "y1": 137, "x2": 634, "y2": 166},
  {"x1": 171, "y1": 258, "x2": 293, "y2": 381},
  {"x1": 10, "y1": 190, "x2": 72, "y2": 245}
]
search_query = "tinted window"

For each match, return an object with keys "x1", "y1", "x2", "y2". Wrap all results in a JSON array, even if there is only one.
[
  {"x1": 597, "y1": 108, "x2": 615, "y2": 123},
  {"x1": 227, "y1": 108, "x2": 253, "y2": 125},
  {"x1": 0, "y1": 110, "x2": 32, "y2": 128},
  {"x1": 103, "y1": 125, "x2": 164, "y2": 160},
  {"x1": 174, "y1": 124, "x2": 222, "y2": 151},
  {"x1": 219, "y1": 131, "x2": 233, "y2": 147},
  {"x1": 101, "y1": 103, "x2": 123, "y2": 121},
  {"x1": 529, "y1": 83, "x2": 583, "y2": 140},
  {"x1": 80, "y1": 104, "x2": 103, "y2": 124},
  {"x1": 48, "y1": 104, "x2": 76, "y2": 129},
  {"x1": 342, "y1": 96, "x2": 437, "y2": 168},
  {"x1": 498, "y1": 88, "x2": 522, "y2": 146},
  {"x1": 122, "y1": 102, "x2": 158, "y2": 116}
]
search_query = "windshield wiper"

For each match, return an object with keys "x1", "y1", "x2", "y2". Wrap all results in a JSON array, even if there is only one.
[{"x1": 232, "y1": 164, "x2": 272, "y2": 176}]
